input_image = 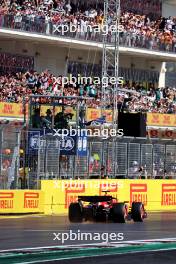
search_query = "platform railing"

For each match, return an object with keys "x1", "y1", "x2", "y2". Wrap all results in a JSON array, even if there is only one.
[{"x1": 0, "y1": 14, "x2": 175, "y2": 53}]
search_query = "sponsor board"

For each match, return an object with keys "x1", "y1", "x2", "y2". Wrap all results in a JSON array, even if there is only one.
[
  {"x1": 65, "y1": 184, "x2": 85, "y2": 209},
  {"x1": 41, "y1": 180, "x2": 176, "y2": 215},
  {"x1": 86, "y1": 108, "x2": 115, "y2": 123},
  {"x1": 28, "y1": 130, "x2": 77, "y2": 155},
  {"x1": 161, "y1": 184, "x2": 176, "y2": 206},
  {"x1": 77, "y1": 130, "x2": 88, "y2": 157},
  {"x1": 0, "y1": 192, "x2": 14, "y2": 209},
  {"x1": 0, "y1": 102, "x2": 28, "y2": 119},
  {"x1": 147, "y1": 129, "x2": 176, "y2": 139},
  {"x1": 0, "y1": 191, "x2": 44, "y2": 214},
  {"x1": 130, "y1": 184, "x2": 148, "y2": 206},
  {"x1": 147, "y1": 113, "x2": 176, "y2": 127},
  {"x1": 24, "y1": 192, "x2": 40, "y2": 209},
  {"x1": 1, "y1": 181, "x2": 176, "y2": 214}
]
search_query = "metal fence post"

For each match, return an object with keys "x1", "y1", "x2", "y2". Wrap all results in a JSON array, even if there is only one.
[
  {"x1": 87, "y1": 141, "x2": 91, "y2": 179},
  {"x1": 37, "y1": 134, "x2": 41, "y2": 189},
  {"x1": 14, "y1": 131, "x2": 21, "y2": 189}
]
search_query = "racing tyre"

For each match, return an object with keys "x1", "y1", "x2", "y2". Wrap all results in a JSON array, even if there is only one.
[
  {"x1": 111, "y1": 203, "x2": 127, "y2": 223},
  {"x1": 131, "y1": 202, "x2": 144, "y2": 222},
  {"x1": 69, "y1": 202, "x2": 83, "y2": 223}
]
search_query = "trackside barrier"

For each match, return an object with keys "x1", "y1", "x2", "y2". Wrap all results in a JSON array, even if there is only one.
[
  {"x1": 0, "y1": 190, "x2": 44, "y2": 214},
  {"x1": 41, "y1": 180, "x2": 176, "y2": 214}
]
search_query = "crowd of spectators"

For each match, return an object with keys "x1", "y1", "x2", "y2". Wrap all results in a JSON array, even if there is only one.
[
  {"x1": 0, "y1": 70, "x2": 176, "y2": 114},
  {"x1": 120, "y1": 0, "x2": 162, "y2": 20},
  {"x1": 120, "y1": 13, "x2": 176, "y2": 52},
  {"x1": 0, "y1": 0, "x2": 175, "y2": 52},
  {"x1": 0, "y1": 52, "x2": 34, "y2": 73},
  {"x1": 117, "y1": 83, "x2": 176, "y2": 114}
]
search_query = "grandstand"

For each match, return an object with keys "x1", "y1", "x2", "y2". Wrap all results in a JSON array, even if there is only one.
[{"x1": 0, "y1": 0, "x2": 176, "y2": 189}]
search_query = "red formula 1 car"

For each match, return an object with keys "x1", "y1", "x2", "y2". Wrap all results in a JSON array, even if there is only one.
[{"x1": 69, "y1": 193, "x2": 147, "y2": 223}]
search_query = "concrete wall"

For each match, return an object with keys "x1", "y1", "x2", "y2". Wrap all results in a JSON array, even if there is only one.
[
  {"x1": 0, "y1": 39, "x2": 163, "y2": 76},
  {"x1": 162, "y1": 2, "x2": 176, "y2": 17},
  {"x1": 0, "y1": 39, "x2": 102, "y2": 75}
]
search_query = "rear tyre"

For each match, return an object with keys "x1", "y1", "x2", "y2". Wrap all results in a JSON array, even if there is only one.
[
  {"x1": 111, "y1": 203, "x2": 126, "y2": 223},
  {"x1": 131, "y1": 202, "x2": 144, "y2": 222},
  {"x1": 69, "y1": 202, "x2": 83, "y2": 223}
]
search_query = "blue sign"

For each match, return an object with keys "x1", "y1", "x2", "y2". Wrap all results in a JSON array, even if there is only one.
[
  {"x1": 28, "y1": 130, "x2": 77, "y2": 155},
  {"x1": 60, "y1": 135, "x2": 77, "y2": 155},
  {"x1": 77, "y1": 131, "x2": 88, "y2": 157},
  {"x1": 28, "y1": 130, "x2": 41, "y2": 152}
]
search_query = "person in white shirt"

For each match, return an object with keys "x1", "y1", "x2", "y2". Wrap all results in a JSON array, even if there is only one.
[
  {"x1": 128, "y1": 161, "x2": 140, "y2": 179},
  {"x1": 65, "y1": 2, "x2": 72, "y2": 14}
]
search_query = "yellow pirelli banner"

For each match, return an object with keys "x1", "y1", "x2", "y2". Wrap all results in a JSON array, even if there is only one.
[
  {"x1": 86, "y1": 108, "x2": 115, "y2": 123},
  {"x1": 41, "y1": 180, "x2": 176, "y2": 214},
  {"x1": 0, "y1": 102, "x2": 28, "y2": 119},
  {"x1": 0, "y1": 190, "x2": 44, "y2": 214},
  {"x1": 147, "y1": 113, "x2": 176, "y2": 127}
]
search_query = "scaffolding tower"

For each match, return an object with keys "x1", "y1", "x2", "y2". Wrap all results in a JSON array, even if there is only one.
[
  {"x1": 101, "y1": 0, "x2": 121, "y2": 177},
  {"x1": 102, "y1": 0, "x2": 121, "y2": 128}
]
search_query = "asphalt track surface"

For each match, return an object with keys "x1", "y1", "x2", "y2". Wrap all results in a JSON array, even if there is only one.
[{"x1": 0, "y1": 212, "x2": 176, "y2": 250}]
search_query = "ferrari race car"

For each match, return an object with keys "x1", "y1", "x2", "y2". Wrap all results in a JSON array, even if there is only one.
[{"x1": 69, "y1": 194, "x2": 147, "y2": 223}]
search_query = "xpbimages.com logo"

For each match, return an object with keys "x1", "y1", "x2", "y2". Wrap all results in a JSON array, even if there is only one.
[
  {"x1": 53, "y1": 23, "x2": 124, "y2": 36},
  {"x1": 53, "y1": 230, "x2": 124, "y2": 244},
  {"x1": 53, "y1": 127, "x2": 124, "y2": 139},
  {"x1": 53, "y1": 74, "x2": 124, "y2": 87}
]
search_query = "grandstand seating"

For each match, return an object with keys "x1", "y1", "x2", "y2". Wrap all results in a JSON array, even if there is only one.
[
  {"x1": 0, "y1": 0, "x2": 175, "y2": 52},
  {"x1": 0, "y1": 69, "x2": 175, "y2": 113}
]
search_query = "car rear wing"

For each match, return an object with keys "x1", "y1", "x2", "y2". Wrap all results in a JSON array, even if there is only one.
[{"x1": 78, "y1": 196, "x2": 113, "y2": 203}]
